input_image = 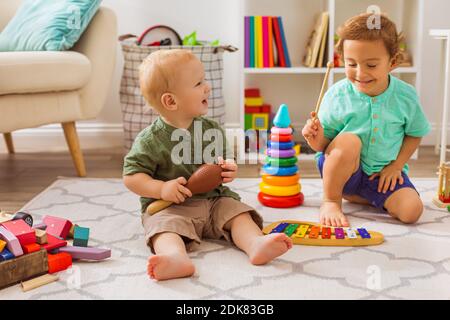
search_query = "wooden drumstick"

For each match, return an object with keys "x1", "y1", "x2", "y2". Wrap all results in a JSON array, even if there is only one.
[
  {"x1": 146, "y1": 164, "x2": 223, "y2": 215},
  {"x1": 313, "y1": 61, "x2": 334, "y2": 118}
]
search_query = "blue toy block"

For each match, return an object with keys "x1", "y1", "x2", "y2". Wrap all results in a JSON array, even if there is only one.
[
  {"x1": 73, "y1": 226, "x2": 90, "y2": 247},
  {"x1": 0, "y1": 248, "x2": 14, "y2": 262},
  {"x1": 273, "y1": 104, "x2": 291, "y2": 128}
]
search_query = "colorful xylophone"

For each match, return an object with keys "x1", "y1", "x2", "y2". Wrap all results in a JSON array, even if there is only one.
[{"x1": 262, "y1": 220, "x2": 384, "y2": 246}]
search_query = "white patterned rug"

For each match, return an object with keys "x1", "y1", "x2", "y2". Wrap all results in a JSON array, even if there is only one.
[{"x1": 1, "y1": 177, "x2": 449, "y2": 300}]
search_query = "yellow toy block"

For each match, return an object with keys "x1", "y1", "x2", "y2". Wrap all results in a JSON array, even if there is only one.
[
  {"x1": 0, "y1": 239, "x2": 6, "y2": 252},
  {"x1": 245, "y1": 97, "x2": 264, "y2": 106},
  {"x1": 252, "y1": 113, "x2": 269, "y2": 130}
]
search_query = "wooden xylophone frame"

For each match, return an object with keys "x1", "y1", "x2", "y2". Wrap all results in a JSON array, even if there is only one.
[{"x1": 262, "y1": 220, "x2": 384, "y2": 246}]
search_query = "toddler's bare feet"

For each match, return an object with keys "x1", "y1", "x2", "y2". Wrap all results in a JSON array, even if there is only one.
[
  {"x1": 320, "y1": 200, "x2": 349, "y2": 227},
  {"x1": 248, "y1": 233, "x2": 293, "y2": 265},
  {"x1": 147, "y1": 254, "x2": 195, "y2": 281}
]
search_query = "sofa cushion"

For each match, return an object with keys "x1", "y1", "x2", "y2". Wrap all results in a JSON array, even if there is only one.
[
  {"x1": 0, "y1": 0, "x2": 102, "y2": 51},
  {"x1": 0, "y1": 51, "x2": 91, "y2": 95}
]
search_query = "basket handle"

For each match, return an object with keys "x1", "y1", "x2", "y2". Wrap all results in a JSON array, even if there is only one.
[{"x1": 118, "y1": 34, "x2": 138, "y2": 41}]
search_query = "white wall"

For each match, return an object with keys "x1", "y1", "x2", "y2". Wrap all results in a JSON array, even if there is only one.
[{"x1": 2, "y1": 0, "x2": 450, "y2": 152}]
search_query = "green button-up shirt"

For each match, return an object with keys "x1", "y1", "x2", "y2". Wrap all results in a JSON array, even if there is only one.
[
  {"x1": 316, "y1": 74, "x2": 431, "y2": 175},
  {"x1": 123, "y1": 116, "x2": 240, "y2": 213}
]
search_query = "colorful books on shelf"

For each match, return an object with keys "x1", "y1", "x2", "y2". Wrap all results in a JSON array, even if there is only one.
[
  {"x1": 244, "y1": 16, "x2": 291, "y2": 68},
  {"x1": 303, "y1": 12, "x2": 329, "y2": 68}
]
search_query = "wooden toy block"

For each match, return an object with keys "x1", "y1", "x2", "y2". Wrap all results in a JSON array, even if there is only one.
[
  {"x1": 43, "y1": 215, "x2": 73, "y2": 240},
  {"x1": 40, "y1": 234, "x2": 67, "y2": 252},
  {"x1": 57, "y1": 246, "x2": 111, "y2": 261},
  {"x1": 23, "y1": 243, "x2": 41, "y2": 254},
  {"x1": 0, "y1": 225, "x2": 23, "y2": 257},
  {"x1": 47, "y1": 252, "x2": 72, "y2": 274},
  {"x1": 34, "y1": 229, "x2": 47, "y2": 244},
  {"x1": 0, "y1": 248, "x2": 14, "y2": 262},
  {"x1": 245, "y1": 97, "x2": 264, "y2": 106},
  {"x1": 67, "y1": 224, "x2": 79, "y2": 239},
  {"x1": 245, "y1": 88, "x2": 260, "y2": 97},
  {"x1": 21, "y1": 273, "x2": 59, "y2": 292},
  {"x1": 263, "y1": 220, "x2": 384, "y2": 246},
  {"x1": 2, "y1": 219, "x2": 36, "y2": 247},
  {"x1": 0, "y1": 212, "x2": 13, "y2": 224},
  {"x1": 0, "y1": 249, "x2": 48, "y2": 289},
  {"x1": 73, "y1": 226, "x2": 89, "y2": 247},
  {"x1": 245, "y1": 106, "x2": 262, "y2": 114},
  {"x1": 0, "y1": 239, "x2": 6, "y2": 252},
  {"x1": 252, "y1": 113, "x2": 269, "y2": 130},
  {"x1": 260, "y1": 104, "x2": 271, "y2": 113},
  {"x1": 33, "y1": 222, "x2": 47, "y2": 230}
]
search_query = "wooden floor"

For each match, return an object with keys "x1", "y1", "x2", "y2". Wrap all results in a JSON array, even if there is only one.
[{"x1": 0, "y1": 146, "x2": 441, "y2": 212}]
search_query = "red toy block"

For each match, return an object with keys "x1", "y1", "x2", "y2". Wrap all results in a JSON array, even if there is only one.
[
  {"x1": 40, "y1": 234, "x2": 67, "y2": 252},
  {"x1": 245, "y1": 88, "x2": 260, "y2": 98},
  {"x1": 245, "y1": 106, "x2": 262, "y2": 114},
  {"x1": 22, "y1": 243, "x2": 41, "y2": 254},
  {"x1": 1, "y1": 219, "x2": 36, "y2": 247},
  {"x1": 43, "y1": 215, "x2": 73, "y2": 240},
  {"x1": 260, "y1": 104, "x2": 271, "y2": 113},
  {"x1": 47, "y1": 252, "x2": 72, "y2": 274}
]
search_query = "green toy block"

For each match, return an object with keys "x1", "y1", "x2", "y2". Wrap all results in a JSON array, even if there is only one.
[
  {"x1": 73, "y1": 226, "x2": 89, "y2": 247},
  {"x1": 245, "y1": 113, "x2": 253, "y2": 131},
  {"x1": 447, "y1": 205, "x2": 450, "y2": 212}
]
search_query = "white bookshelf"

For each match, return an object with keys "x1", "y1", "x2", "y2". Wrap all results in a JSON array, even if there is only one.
[{"x1": 239, "y1": 0, "x2": 424, "y2": 131}]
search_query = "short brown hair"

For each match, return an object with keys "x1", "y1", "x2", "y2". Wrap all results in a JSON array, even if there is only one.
[
  {"x1": 336, "y1": 13, "x2": 401, "y2": 61},
  {"x1": 139, "y1": 49, "x2": 196, "y2": 111}
]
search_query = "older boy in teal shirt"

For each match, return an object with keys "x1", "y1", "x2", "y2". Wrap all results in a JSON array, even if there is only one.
[{"x1": 302, "y1": 13, "x2": 430, "y2": 227}]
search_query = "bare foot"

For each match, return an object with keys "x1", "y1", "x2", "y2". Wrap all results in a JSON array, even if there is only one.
[
  {"x1": 147, "y1": 254, "x2": 195, "y2": 281},
  {"x1": 248, "y1": 233, "x2": 293, "y2": 265},
  {"x1": 320, "y1": 200, "x2": 349, "y2": 227}
]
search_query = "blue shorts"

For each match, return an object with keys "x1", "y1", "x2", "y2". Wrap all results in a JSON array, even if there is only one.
[{"x1": 317, "y1": 153, "x2": 418, "y2": 212}]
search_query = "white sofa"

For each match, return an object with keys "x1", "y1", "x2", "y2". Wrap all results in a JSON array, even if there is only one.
[{"x1": 0, "y1": 1, "x2": 117, "y2": 176}]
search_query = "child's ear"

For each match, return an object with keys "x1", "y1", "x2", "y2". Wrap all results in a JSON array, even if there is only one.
[
  {"x1": 161, "y1": 93, "x2": 178, "y2": 111},
  {"x1": 389, "y1": 53, "x2": 400, "y2": 71}
]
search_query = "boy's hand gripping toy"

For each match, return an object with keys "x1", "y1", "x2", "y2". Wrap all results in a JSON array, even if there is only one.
[{"x1": 146, "y1": 164, "x2": 224, "y2": 215}]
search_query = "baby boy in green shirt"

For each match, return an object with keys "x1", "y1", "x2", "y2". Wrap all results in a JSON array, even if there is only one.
[{"x1": 123, "y1": 49, "x2": 292, "y2": 281}]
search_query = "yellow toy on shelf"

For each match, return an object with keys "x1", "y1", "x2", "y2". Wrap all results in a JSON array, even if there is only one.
[
  {"x1": 263, "y1": 220, "x2": 384, "y2": 247},
  {"x1": 433, "y1": 162, "x2": 450, "y2": 209}
]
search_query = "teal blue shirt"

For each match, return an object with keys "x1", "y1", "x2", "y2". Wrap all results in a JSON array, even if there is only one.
[{"x1": 316, "y1": 74, "x2": 431, "y2": 176}]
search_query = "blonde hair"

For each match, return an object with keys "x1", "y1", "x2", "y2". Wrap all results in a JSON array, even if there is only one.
[
  {"x1": 139, "y1": 49, "x2": 197, "y2": 111},
  {"x1": 336, "y1": 13, "x2": 401, "y2": 61}
]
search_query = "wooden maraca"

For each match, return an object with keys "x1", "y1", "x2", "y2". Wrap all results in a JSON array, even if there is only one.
[{"x1": 146, "y1": 163, "x2": 224, "y2": 215}]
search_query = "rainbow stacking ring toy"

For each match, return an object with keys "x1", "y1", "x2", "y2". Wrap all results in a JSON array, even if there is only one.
[
  {"x1": 265, "y1": 156, "x2": 297, "y2": 167},
  {"x1": 258, "y1": 192, "x2": 304, "y2": 208},
  {"x1": 258, "y1": 104, "x2": 303, "y2": 208},
  {"x1": 270, "y1": 133, "x2": 292, "y2": 142},
  {"x1": 271, "y1": 127, "x2": 293, "y2": 135},
  {"x1": 262, "y1": 173, "x2": 300, "y2": 186},
  {"x1": 267, "y1": 148, "x2": 296, "y2": 158},
  {"x1": 268, "y1": 141, "x2": 294, "y2": 150}
]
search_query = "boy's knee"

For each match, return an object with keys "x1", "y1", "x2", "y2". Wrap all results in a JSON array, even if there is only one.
[
  {"x1": 328, "y1": 133, "x2": 362, "y2": 160},
  {"x1": 391, "y1": 198, "x2": 423, "y2": 224}
]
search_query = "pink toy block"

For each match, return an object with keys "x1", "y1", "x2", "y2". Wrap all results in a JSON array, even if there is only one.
[
  {"x1": 43, "y1": 216, "x2": 72, "y2": 239},
  {"x1": 57, "y1": 246, "x2": 111, "y2": 261},
  {"x1": 0, "y1": 226, "x2": 23, "y2": 257},
  {"x1": 2, "y1": 219, "x2": 36, "y2": 247}
]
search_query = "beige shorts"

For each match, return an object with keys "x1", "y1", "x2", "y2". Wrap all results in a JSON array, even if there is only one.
[{"x1": 141, "y1": 197, "x2": 263, "y2": 253}]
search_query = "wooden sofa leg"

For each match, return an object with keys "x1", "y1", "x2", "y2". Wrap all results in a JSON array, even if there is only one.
[
  {"x1": 3, "y1": 132, "x2": 15, "y2": 154},
  {"x1": 61, "y1": 122, "x2": 86, "y2": 177}
]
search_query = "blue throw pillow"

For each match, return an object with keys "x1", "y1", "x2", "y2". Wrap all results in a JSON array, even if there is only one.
[{"x1": 0, "y1": 0, "x2": 102, "y2": 51}]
